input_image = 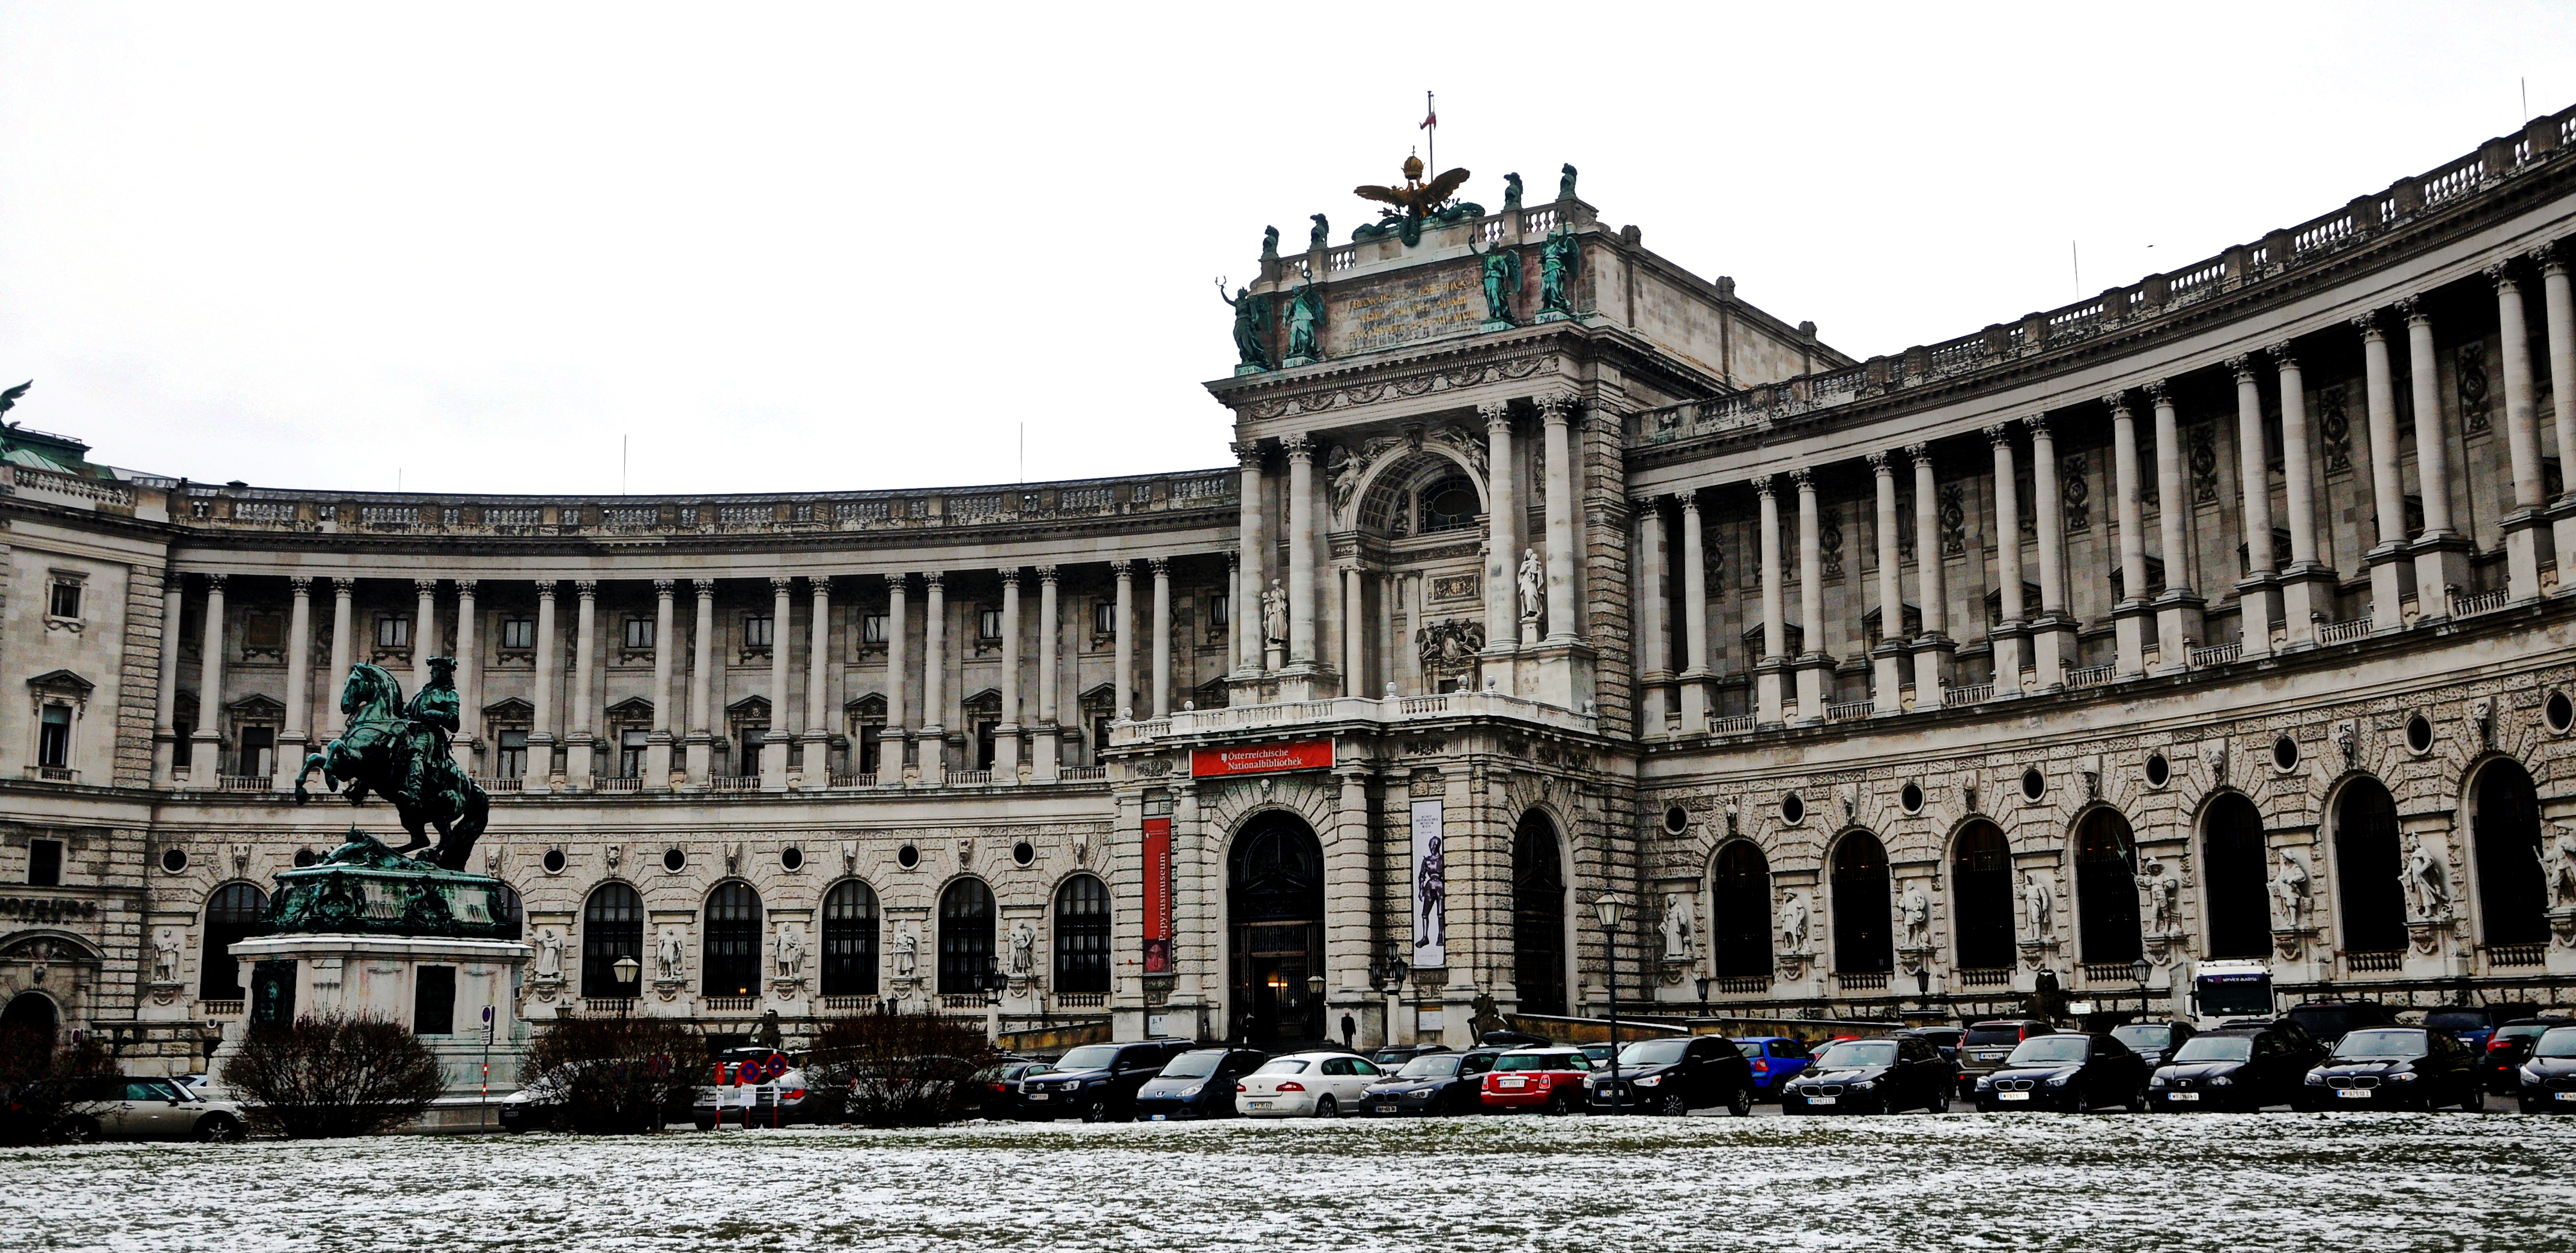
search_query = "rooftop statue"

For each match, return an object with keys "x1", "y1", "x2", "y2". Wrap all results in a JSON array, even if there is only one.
[
  {"x1": 293, "y1": 659, "x2": 490, "y2": 872},
  {"x1": 1355, "y1": 153, "x2": 1471, "y2": 247},
  {"x1": 1217, "y1": 282, "x2": 1272, "y2": 370},
  {"x1": 1468, "y1": 234, "x2": 1521, "y2": 326},
  {"x1": 1260, "y1": 225, "x2": 1280, "y2": 261},
  {"x1": 1285, "y1": 273, "x2": 1323, "y2": 362},
  {"x1": 1502, "y1": 172, "x2": 1523, "y2": 212},
  {"x1": 1308, "y1": 214, "x2": 1330, "y2": 249},
  {"x1": 1539, "y1": 225, "x2": 1580, "y2": 318},
  {"x1": 1558, "y1": 163, "x2": 1578, "y2": 201},
  {"x1": 0, "y1": 379, "x2": 28, "y2": 427}
]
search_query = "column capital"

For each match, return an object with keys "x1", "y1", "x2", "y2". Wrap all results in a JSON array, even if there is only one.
[
  {"x1": 1478, "y1": 399, "x2": 1511, "y2": 429},
  {"x1": 2223, "y1": 353, "x2": 2258, "y2": 382},
  {"x1": 574, "y1": 579, "x2": 599, "y2": 599},
  {"x1": 2099, "y1": 390, "x2": 2131, "y2": 418},
  {"x1": 1147, "y1": 556, "x2": 1170, "y2": 577},
  {"x1": 1678, "y1": 490, "x2": 1703, "y2": 514},
  {"x1": 2143, "y1": 379, "x2": 2174, "y2": 407},
  {"x1": 691, "y1": 578, "x2": 715, "y2": 597},
  {"x1": 1281, "y1": 433, "x2": 1314, "y2": 460},
  {"x1": 287, "y1": 576, "x2": 312, "y2": 594},
  {"x1": 2393, "y1": 293, "x2": 2427, "y2": 324},
  {"x1": 533, "y1": 579, "x2": 559, "y2": 599},
  {"x1": 2485, "y1": 260, "x2": 2519, "y2": 289},
  {"x1": 2023, "y1": 415, "x2": 2052, "y2": 441},
  {"x1": 1982, "y1": 423, "x2": 2013, "y2": 448},
  {"x1": 809, "y1": 575, "x2": 832, "y2": 597},
  {"x1": 1224, "y1": 549, "x2": 1238, "y2": 570},
  {"x1": 1109, "y1": 559, "x2": 1131, "y2": 580},
  {"x1": 1537, "y1": 390, "x2": 1578, "y2": 422},
  {"x1": 1865, "y1": 450, "x2": 1890, "y2": 475},
  {"x1": 922, "y1": 570, "x2": 946, "y2": 592},
  {"x1": 652, "y1": 579, "x2": 675, "y2": 597},
  {"x1": 1752, "y1": 475, "x2": 1776, "y2": 500},
  {"x1": 1905, "y1": 442, "x2": 1933, "y2": 468},
  {"x1": 2267, "y1": 342, "x2": 2298, "y2": 371},
  {"x1": 413, "y1": 578, "x2": 439, "y2": 595},
  {"x1": 455, "y1": 578, "x2": 478, "y2": 596},
  {"x1": 999, "y1": 567, "x2": 1020, "y2": 589},
  {"x1": 202, "y1": 572, "x2": 227, "y2": 591},
  {"x1": 2532, "y1": 240, "x2": 2565, "y2": 272},
  {"x1": 1233, "y1": 440, "x2": 1264, "y2": 468},
  {"x1": 1788, "y1": 466, "x2": 1814, "y2": 492},
  {"x1": 2351, "y1": 309, "x2": 2384, "y2": 339},
  {"x1": 327, "y1": 576, "x2": 353, "y2": 595},
  {"x1": 767, "y1": 576, "x2": 792, "y2": 596},
  {"x1": 1037, "y1": 565, "x2": 1059, "y2": 584}
]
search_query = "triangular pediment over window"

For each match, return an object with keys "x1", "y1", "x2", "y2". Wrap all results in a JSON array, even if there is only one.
[
  {"x1": 26, "y1": 669, "x2": 94, "y2": 698},
  {"x1": 481, "y1": 697, "x2": 533, "y2": 720}
]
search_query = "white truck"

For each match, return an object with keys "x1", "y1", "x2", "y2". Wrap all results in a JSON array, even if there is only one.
[{"x1": 2183, "y1": 959, "x2": 2277, "y2": 1028}]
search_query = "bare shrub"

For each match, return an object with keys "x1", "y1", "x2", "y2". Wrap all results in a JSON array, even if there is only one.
[
  {"x1": 810, "y1": 1010, "x2": 995, "y2": 1127},
  {"x1": 0, "y1": 1035, "x2": 114, "y2": 1144},
  {"x1": 225, "y1": 1013, "x2": 446, "y2": 1138},
  {"x1": 522, "y1": 1016, "x2": 702, "y2": 1133}
]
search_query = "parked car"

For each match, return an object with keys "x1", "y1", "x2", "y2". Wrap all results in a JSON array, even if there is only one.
[
  {"x1": 2299, "y1": 1026, "x2": 2482, "y2": 1112},
  {"x1": 1956, "y1": 1019, "x2": 2056, "y2": 1098},
  {"x1": 2148, "y1": 1024, "x2": 2324, "y2": 1111},
  {"x1": 1973, "y1": 1032, "x2": 2149, "y2": 1113},
  {"x1": 1368, "y1": 1043, "x2": 1450, "y2": 1070},
  {"x1": 1361, "y1": 1048, "x2": 1500, "y2": 1117},
  {"x1": 2514, "y1": 1025, "x2": 2576, "y2": 1114},
  {"x1": 1588, "y1": 1035, "x2": 1755, "y2": 1117},
  {"x1": 2285, "y1": 1000, "x2": 2400, "y2": 1050},
  {"x1": 1728, "y1": 1035, "x2": 1815, "y2": 1098},
  {"x1": 961, "y1": 1058, "x2": 1050, "y2": 1118},
  {"x1": 1897, "y1": 1026, "x2": 1966, "y2": 1057},
  {"x1": 1579, "y1": 1042, "x2": 1618, "y2": 1068},
  {"x1": 1012, "y1": 1039, "x2": 1198, "y2": 1122},
  {"x1": 694, "y1": 1048, "x2": 844, "y2": 1129},
  {"x1": 1480, "y1": 1047, "x2": 1596, "y2": 1115},
  {"x1": 2483, "y1": 1018, "x2": 2576, "y2": 1094},
  {"x1": 1236, "y1": 1051, "x2": 1385, "y2": 1118},
  {"x1": 502, "y1": 1059, "x2": 696, "y2": 1132},
  {"x1": 2423, "y1": 1004, "x2": 2541, "y2": 1053},
  {"x1": 1781, "y1": 1034, "x2": 1954, "y2": 1115},
  {"x1": 1132, "y1": 1048, "x2": 1268, "y2": 1120},
  {"x1": 54, "y1": 1075, "x2": 246, "y2": 1142},
  {"x1": 2109, "y1": 1020, "x2": 2197, "y2": 1070}
]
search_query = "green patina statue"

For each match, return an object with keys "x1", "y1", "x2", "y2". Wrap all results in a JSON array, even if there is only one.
[
  {"x1": 1285, "y1": 278, "x2": 1323, "y2": 361},
  {"x1": 1502, "y1": 172, "x2": 1523, "y2": 213},
  {"x1": 261, "y1": 826, "x2": 511, "y2": 939},
  {"x1": 1261, "y1": 225, "x2": 1280, "y2": 261},
  {"x1": 1218, "y1": 284, "x2": 1272, "y2": 370},
  {"x1": 1558, "y1": 163, "x2": 1579, "y2": 201},
  {"x1": 1540, "y1": 225, "x2": 1580, "y2": 318},
  {"x1": 1308, "y1": 214, "x2": 1329, "y2": 249},
  {"x1": 293, "y1": 659, "x2": 489, "y2": 872},
  {"x1": 1469, "y1": 235, "x2": 1521, "y2": 325}
]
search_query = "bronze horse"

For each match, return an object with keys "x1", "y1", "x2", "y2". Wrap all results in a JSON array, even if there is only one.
[{"x1": 293, "y1": 662, "x2": 488, "y2": 871}]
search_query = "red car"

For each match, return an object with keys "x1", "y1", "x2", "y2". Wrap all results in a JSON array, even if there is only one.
[{"x1": 1479, "y1": 1047, "x2": 1596, "y2": 1114}]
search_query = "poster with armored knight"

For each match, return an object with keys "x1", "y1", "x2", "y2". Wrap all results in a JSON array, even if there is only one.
[{"x1": 1411, "y1": 799, "x2": 1446, "y2": 968}]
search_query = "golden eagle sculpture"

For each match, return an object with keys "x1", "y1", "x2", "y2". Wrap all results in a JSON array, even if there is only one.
[{"x1": 1355, "y1": 154, "x2": 1471, "y2": 221}]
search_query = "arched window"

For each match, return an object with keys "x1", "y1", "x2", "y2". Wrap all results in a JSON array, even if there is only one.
[
  {"x1": 821, "y1": 880, "x2": 879, "y2": 998},
  {"x1": 1949, "y1": 822, "x2": 2014, "y2": 971},
  {"x1": 2202, "y1": 794, "x2": 2270, "y2": 959},
  {"x1": 2470, "y1": 760, "x2": 2549, "y2": 947},
  {"x1": 581, "y1": 882, "x2": 644, "y2": 998},
  {"x1": 2335, "y1": 776, "x2": 2407, "y2": 954},
  {"x1": 199, "y1": 883, "x2": 267, "y2": 1002},
  {"x1": 938, "y1": 878, "x2": 996, "y2": 996},
  {"x1": 491, "y1": 880, "x2": 524, "y2": 942},
  {"x1": 1054, "y1": 874, "x2": 1111, "y2": 994},
  {"x1": 1711, "y1": 841, "x2": 1773, "y2": 979},
  {"x1": 1418, "y1": 475, "x2": 1481, "y2": 534},
  {"x1": 2074, "y1": 809, "x2": 2142, "y2": 965},
  {"x1": 1831, "y1": 832, "x2": 1892, "y2": 974},
  {"x1": 1512, "y1": 812, "x2": 1567, "y2": 1015},
  {"x1": 702, "y1": 882, "x2": 762, "y2": 998}
]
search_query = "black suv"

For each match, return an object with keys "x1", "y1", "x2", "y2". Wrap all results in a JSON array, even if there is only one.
[
  {"x1": 1012, "y1": 1038, "x2": 1197, "y2": 1122},
  {"x1": 2109, "y1": 1019, "x2": 2196, "y2": 1070},
  {"x1": 1956, "y1": 1019, "x2": 2056, "y2": 1098},
  {"x1": 2286, "y1": 1000, "x2": 2400, "y2": 1050},
  {"x1": 1588, "y1": 1035, "x2": 1755, "y2": 1117}
]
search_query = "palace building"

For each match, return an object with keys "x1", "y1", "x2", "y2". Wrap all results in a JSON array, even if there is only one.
[{"x1": 9, "y1": 106, "x2": 2576, "y2": 1073}]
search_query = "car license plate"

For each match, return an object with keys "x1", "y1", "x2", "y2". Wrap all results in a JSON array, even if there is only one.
[
  {"x1": 1150, "y1": 1114, "x2": 1167, "y2": 1121},
  {"x1": 1809, "y1": 1096, "x2": 1836, "y2": 1106},
  {"x1": 1249, "y1": 1100, "x2": 1272, "y2": 1110},
  {"x1": 2556, "y1": 1092, "x2": 2576, "y2": 1103},
  {"x1": 1998, "y1": 1091, "x2": 2030, "y2": 1102},
  {"x1": 1501, "y1": 1078, "x2": 1526, "y2": 1088},
  {"x1": 1028, "y1": 1093, "x2": 1048, "y2": 1101},
  {"x1": 2338, "y1": 1089, "x2": 2371, "y2": 1099},
  {"x1": 2167, "y1": 1092, "x2": 2198, "y2": 1102},
  {"x1": 1375, "y1": 1103, "x2": 1398, "y2": 1114}
]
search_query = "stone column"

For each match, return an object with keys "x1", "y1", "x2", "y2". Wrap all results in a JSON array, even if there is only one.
[
  {"x1": 996, "y1": 569, "x2": 1022, "y2": 780},
  {"x1": 883, "y1": 575, "x2": 908, "y2": 785},
  {"x1": 921, "y1": 572, "x2": 947, "y2": 775},
  {"x1": 2359, "y1": 312, "x2": 2413, "y2": 630},
  {"x1": 1033, "y1": 566, "x2": 1060, "y2": 782},
  {"x1": 1480, "y1": 403, "x2": 1519, "y2": 655},
  {"x1": 647, "y1": 580, "x2": 675, "y2": 788},
  {"x1": 2228, "y1": 355, "x2": 2280, "y2": 657},
  {"x1": 526, "y1": 581, "x2": 557, "y2": 790},
  {"x1": 189, "y1": 574, "x2": 226, "y2": 779},
  {"x1": 452, "y1": 580, "x2": 478, "y2": 774},
  {"x1": 567, "y1": 580, "x2": 600, "y2": 788},
  {"x1": 1339, "y1": 565, "x2": 1363, "y2": 697},
  {"x1": 1755, "y1": 477, "x2": 1787, "y2": 725},
  {"x1": 1110, "y1": 561, "x2": 1134, "y2": 716},
  {"x1": 2028, "y1": 418, "x2": 2072, "y2": 690},
  {"x1": 1284, "y1": 436, "x2": 1320, "y2": 666},
  {"x1": 412, "y1": 581, "x2": 438, "y2": 700},
  {"x1": 1987, "y1": 426, "x2": 2029, "y2": 695},
  {"x1": 327, "y1": 577, "x2": 353, "y2": 733},
  {"x1": 1910, "y1": 443, "x2": 1949, "y2": 703},
  {"x1": 684, "y1": 580, "x2": 714, "y2": 787},
  {"x1": 1540, "y1": 392, "x2": 1578, "y2": 643},
  {"x1": 2494, "y1": 264, "x2": 2548, "y2": 602},
  {"x1": 1791, "y1": 469, "x2": 1826, "y2": 722},
  {"x1": 2272, "y1": 346, "x2": 2330, "y2": 643},
  {"x1": 151, "y1": 571, "x2": 186, "y2": 786},
  {"x1": 2541, "y1": 249, "x2": 2576, "y2": 569},
  {"x1": 2147, "y1": 382, "x2": 2203, "y2": 669},
  {"x1": 1635, "y1": 499, "x2": 1672, "y2": 733},
  {"x1": 1235, "y1": 442, "x2": 1265, "y2": 675},
  {"x1": 759, "y1": 577, "x2": 791, "y2": 788},
  {"x1": 1677, "y1": 493, "x2": 1712, "y2": 730},
  {"x1": 805, "y1": 576, "x2": 833, "y2": 767},
  {"x1": 276, "y1": 576, "x2": 312, "y2": 790},
  {"x1": 1869, "y1": 453, "x2": 1905, "y2": 713},
  {"x1": 2404, "y1": 297, "x2": 2473, "y2": 609},
  {"x1": 1328, "y1": 765, "x2": 1373, "y2": 1004},
  {"x1": 2108, "y1": 391, "x2": 2150, "y2": 677},
  {"x1": 1150, "y1": 558, "x2": 1172, "y2": 715}
]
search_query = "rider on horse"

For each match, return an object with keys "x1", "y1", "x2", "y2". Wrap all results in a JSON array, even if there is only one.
[{"x1": 398, "y1": 656, "x2": 462, "y2": 810}]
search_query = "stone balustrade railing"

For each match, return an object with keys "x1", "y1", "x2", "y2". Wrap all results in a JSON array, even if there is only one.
[{"x1": 1111, "y1": 689, "x2": 1598, "y2": 746}]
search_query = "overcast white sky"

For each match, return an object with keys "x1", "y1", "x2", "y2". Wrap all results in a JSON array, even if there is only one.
[{"x1": 5, "y1": 4, "x2": 2575, "y2": 497}]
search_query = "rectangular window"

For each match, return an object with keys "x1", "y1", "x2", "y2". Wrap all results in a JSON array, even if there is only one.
[
  {"x1": 1209, "y1": 592, "x2": 1229, "y2": 629},
  {"x1": 619, "y1": 728, "x2": 649, "y2": 778},
  {"x1": 857, "y1": 725, "x2": 881, "y2": 775},
  {"x1": 861, "y1": 613, "x2": 887, "y2": 645},
  {"x1": 243, "y1": 614, "x2": 285, "y2": 653},
  {"x1": 172, "y1": 719, "x2": 194, "y2": 770},
  {"x1": 624, "y1": 617, "x2": 655, "y2": 650},
  {"x1": 47, "y1": 581, "x2": 80, "y2": 619},
  {"x1": 738, "y1": 727, "x2": 766, "y2": 776},
  {"x1": 1094, "y1": 600, "x2": 1116, "y2": 636},
  {"x1": 412, "y1": 965, "x2": 456, "y2": 1035},
  {"x1": 238, "y1": 726, "x2": 275, "y2": 778},
  {"x1": 376, "y1": 615, "x2": 412, "y2": 649},
  {"x1": 496, "y1": 729, "x2": 528, "y2": 778},
  {"x1": 1092, "y1": 713, "x2": 1113, "y2": 763},
  {"x1": 27, "y1": 838, "x2": 62, "y2": 887},
  {"x1": 979, "y1": 608, "x2": 1001, "y2": 642},
  {"x1": 37, "y1": 706, "x2": 71, "y2": 769},
  {"x1": 499, "y1": 617, "x2": 536, "y2": 650},
  {"x1": 744, "y1": 615, "x2": 773, "y2": 650}
]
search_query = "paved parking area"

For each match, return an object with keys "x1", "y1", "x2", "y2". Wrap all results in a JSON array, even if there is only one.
[{"x1": 12, "y1": 1106, "x2": 2569, "y2": 1251}]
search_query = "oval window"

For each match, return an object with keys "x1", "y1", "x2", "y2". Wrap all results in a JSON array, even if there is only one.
[
  {"x1": 2272, "y1": 736, "x2": 2300, "y2": 772},
  {"x1": 159, "y1": 847, "x2": 188, "y2": 874},
  {"x1": 1419, "y1": 476, "x2": 1480, "y2": 534},
  {"x1": 2020, "y1": 768, "x2": 2046, "y2": 803},
  {"x1": 541, "y1": 848, "x2": 567, "y2": 875},
  {"x1": 2404, "y1": 715, "x2": 2433, "y2": 755},
  {"x1": 1781, "y1": 793, "x2": 1805, "y2": 825},
  {"x1": 293, "y1": 849, "x2": 318, "y2": 868},
  {"x1": 1663, "y1": 806, "x2": 1690, "y2": 834},
  {"x1": 2144, "y1": 754, "x2": 2170, "y2": 788},
  {"x1": 1012, "y1": 840, "x2": 1036, "y2": 868},
  {"x1": 782, "y1": 847, "x2": 806, "y2": 871},
  {"x1": 663, "y1": 847, "x2": 687, "y2": 873},
  {"x1": 1899, "y1": 782, "x2": 1925, "y2": 814},
  {"x1": 2548, "y1": 691, "x2": 2574, "y2": 734},
  {"x1": 897, "y1": 842, "x2": 921, "y2": 870}
]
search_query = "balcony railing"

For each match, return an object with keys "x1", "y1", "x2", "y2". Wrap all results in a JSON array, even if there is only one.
[
  {"x1": 1955, "y1": 968, "x2": 2014, "y2": 989},
  {"x1": 2452, "y1": 587, "x2": 2512, "y2": 617},
  {"x1": 2316, "y1": 618, "x2": 2372, "y2": 645},
  {"x1": 202, "y1": 999, "x2": 244, "y2": 1017},
  {"x1": 2189, "y1": 642, "x2": 2241, "y2": 667},
  {"x1": 940, "y1": 993, "x2": 987, "y2": 1011},
  {"x1": 2347, "y1": 950, "x2": 2404, "y2": 974},
  {"x1": 1709, "y1": 715, "x2": 1757, "y2": 733},
  {"x1": 1117, "y1": 689, "x2": 1598, "y2": 745},
  {"x1": 828, "y1": 772, "x2": 874, "y2": 788},
  {"x1": 2078, "y1": 962, "x2": 2137, "y2": 983},
  {"x1": 946, "y1": 770, "x2": 993, "y2": 786},
  {"x1": 1715, "y1": 975, "x2": 1771, "y2": 995},
  {"x1": 579, "y1": 998, "x2": 637, "y2": 1016},
  {"x1": 2486, "y1": 943, "x2": 2548, "y2": 969},
  {"x1": 2065, "y1": 664, "x2": 2116, "y2": 689},
  {"x1": 595, "y1": 776, "x2": 643, "y2": 793},
  {"x1": 708, "y1": 775, "x2": 759, "y2": 792},
  {"x1": 819, "y1": 996, "x2": 881, "y2": 1013},
  {"x1": 1835, "y1": 971, "x2": 1890, "y2": 992},
  {"x1": 701, "y1": 996, "x2": 759, "y2": 1013},
  {"x1": 1944, "y1": 683, "x2": 1994, "y2": 706},
  {"x1": 216, "y1": 775, "x2": 272, "y2": 792},
  {"x1": 1059, "y1": 765, "x2": 1108, "y2": 781},
  {"x1": 1826, "y1": 699, "x2": 1876, "y2": 722},
  {"x1": 475, "y1": 776, "x2": 524, "y2": 793},
  {"x1": 1056, "y1": 992, "x2": 1108, "y2": 1010}
]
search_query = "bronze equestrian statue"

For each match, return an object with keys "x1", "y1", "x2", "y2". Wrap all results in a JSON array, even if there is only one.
[{"x1": 293, "y1": 658, "x2": 489, "y2": 871}]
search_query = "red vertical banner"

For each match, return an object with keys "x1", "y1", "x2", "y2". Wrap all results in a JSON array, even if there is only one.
[{"x1": 1142, "y1": 817, "x2": 1173, "y2": 973}]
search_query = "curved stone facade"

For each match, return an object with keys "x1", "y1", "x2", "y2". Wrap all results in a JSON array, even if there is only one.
[{"x1": 10, "y1": 105, "x2": 2576, "y2": 1072}]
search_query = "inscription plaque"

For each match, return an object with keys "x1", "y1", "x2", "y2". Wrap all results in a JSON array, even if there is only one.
[{"x1": 1332, "y1": 267, "x2": 1481, "y2": 356}]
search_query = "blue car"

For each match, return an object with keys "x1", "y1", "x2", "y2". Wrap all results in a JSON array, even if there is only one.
[
  {"x1": 1728, "y1": 1036, "x2": 1815, "y2": 1097},
  {"x1": 2425, "y1": 1004, "x2": 2538, "y2": 1054}
]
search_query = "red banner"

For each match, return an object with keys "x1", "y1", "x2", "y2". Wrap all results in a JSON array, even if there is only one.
[
  {"x1": 1142, "y1": 819, "x2": 1172, "y2": 974},
  {"x1": 1190, "y1": 740, "x2": 1332, "y2": 778}
]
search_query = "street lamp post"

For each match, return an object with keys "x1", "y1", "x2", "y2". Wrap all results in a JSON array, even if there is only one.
[
  {"x1": 1595, "y1": 892, "x2": 1627, "y2": 1116},
  {"x1": 2128, "y1": 956, "x2": 2152, "y2": 1021},
  {"x1": 613, "y1": 954, "x2": 642, "y2": 1016},
  {"x1": 1695, "y1": 975, "x2": 1712, "y2": 1019},
  {"x1": 1913, "y1": 965, "x2": 1931, "y2": 1017}
]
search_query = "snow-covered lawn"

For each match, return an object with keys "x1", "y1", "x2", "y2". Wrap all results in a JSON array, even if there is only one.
[{"x1": 11, "y1": 1111, "x2": 2571, "y2": 1251}]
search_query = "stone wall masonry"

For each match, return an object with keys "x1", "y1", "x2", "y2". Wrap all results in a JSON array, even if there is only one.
[{"x1": 114, "y1": 566, "x2": 165, "y2": 788}]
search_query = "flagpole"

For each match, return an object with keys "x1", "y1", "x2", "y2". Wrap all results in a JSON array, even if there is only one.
[{"x1": 1424, "y1": 90, "x2": 1436, "y2": 175}]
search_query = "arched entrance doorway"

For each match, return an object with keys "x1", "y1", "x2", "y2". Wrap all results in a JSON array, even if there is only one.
[
  {"x1": 1831, "y1": 832, "x2": 1892, "y2": 974},
  {"x1": 2470, "y1": 760, "x2": 2549, "y2": 947},
  {"x1": 2334, "y1": 776, "x2": 2406, "y2": 955},
  {"x1": 2202, "y1": 793, "x2": 2270, "y2": 959},
  {"x1": 1511, "y1": 811, "x2": 1566, "y2": 1016},
  {"x1": 2074, "y1": 809, "x2": 2142, "y2": 965},
  {"x1": 1711, "y1": 841, "x2": 1773, "y2": 978},
  {"x1": 1949, "y1": 822, "x2": 2014, "y2": 971},
  {"x1": 1, "y1": 992, "x2": 59, "y2": 1069},
  {"x1": 1230, "y1": 812, "x2": 1324, "y2": 1047}
]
